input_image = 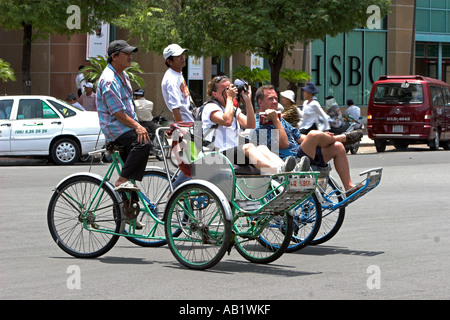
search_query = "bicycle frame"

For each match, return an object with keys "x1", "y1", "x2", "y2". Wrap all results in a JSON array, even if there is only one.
[
  {"x1": 67, "y1": 148, "x2": 170, "y2": 240},
  {"x1": 187, "y1": 150, "x2": 319, "y2": 239},
  {"x1": 316, "y1": 167, "x2": 383, "y2": 215}
]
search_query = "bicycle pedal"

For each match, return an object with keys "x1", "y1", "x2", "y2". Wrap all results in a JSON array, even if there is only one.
[
  {"x1": 125, "y1": 219, "x2": 145, "y2": 230},
  {"x1": 90, "y1": 223, "x2": 100, "y2": 230}
]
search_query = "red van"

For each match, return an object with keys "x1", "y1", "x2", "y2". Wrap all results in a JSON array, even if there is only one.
[{"x1": 367, "y1": 75, "x2": 450, "y2": 152}]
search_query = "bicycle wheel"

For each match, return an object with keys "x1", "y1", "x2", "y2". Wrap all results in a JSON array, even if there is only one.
[
  {"x1": 310, "y1": 177, "x2": 346, "y2": 245},
  {"x1": 164, "y1": 182, "x2": 232, "y2": 270},
  {"x1": 286, "y1": 193, "x2": 322, "y2": 252},
  {"x1": 47, "y1": 175, "x2": 122, "y2": 258},
  {"x1": 234, "y1": 213, "x2": 294, "y2": 264},
  {"x1": 125, "y1": 169, "x2": 172, "y2": 247}
]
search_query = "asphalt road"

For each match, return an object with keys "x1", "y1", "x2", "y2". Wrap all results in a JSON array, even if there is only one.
[{"x1": 1, "y1": 145, "x2": 449, "y2": 301}]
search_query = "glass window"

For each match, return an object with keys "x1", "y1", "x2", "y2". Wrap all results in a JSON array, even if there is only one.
[
  {"x1": 430, "y1": 86, "x2": 444, "y2": 106},
  {"x1": 48, "y1": 100, "x2": 77, "y2": 118},
  {"x1": 0, "y1": 99, "x2": 13, "y2": 120},
  {"x1": 17, "y1": 99, "x2": 59, "y2": 119},
  {"x1": 443, "y1": 87, "x2": 450, "y2": 106},
  {"x1": 374, "y1": 83, "x2": 424, "y2": 104}
]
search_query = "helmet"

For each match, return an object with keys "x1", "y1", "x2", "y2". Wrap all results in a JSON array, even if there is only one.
[{"x1": 134, "y1": 89, "x2": 145, "y2": 96}]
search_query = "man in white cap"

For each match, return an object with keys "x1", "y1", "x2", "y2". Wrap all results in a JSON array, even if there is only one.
[
  {"x1": 161, "y1": 43, "x2": 195, "y2": 122},
  {"x1": 79, "y1": 82, "x2": 97, "y2": 111}
]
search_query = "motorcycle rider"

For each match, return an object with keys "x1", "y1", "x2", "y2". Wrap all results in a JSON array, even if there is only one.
[
  {"x1": 133, "y1": 88, "x2": 159, "y2": 135},
  {"x1": 325, "y1": 95, "x2": 350, "y2": 134},
  {"x1": 344, "y1": 99, "x2": 362, "y2": 129}
]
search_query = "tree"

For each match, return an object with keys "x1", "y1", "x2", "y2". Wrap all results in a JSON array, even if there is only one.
[
  {"x1": 280, "y1": 68, "x2": 310, "y2": 100},
  {"x1": 115, "y1": 0, "x2": 391, "y2": 90},
  {"x1": 0, "y1": 0, "x2": 135, "y2": 94},
  {"x1": 82, "y1": 56, "x2": 146, "y2": 89},
  {"x1": 233, "y1": 65, "x2": 270, "y2": 103},
  {"x1": 0, "y1": 58, "x2": 16, "y2": 95}
]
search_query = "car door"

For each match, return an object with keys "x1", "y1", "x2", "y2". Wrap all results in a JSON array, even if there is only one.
[
  {"x1": 10, "y1": 98, "x2": 63, "y2": 154},
  {"x1": 0, "y1": 98, "x2": 14, "y2": 153}
]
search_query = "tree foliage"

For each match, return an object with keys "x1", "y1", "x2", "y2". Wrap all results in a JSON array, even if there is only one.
[
  {"x1": 82, "y1": 56, "x2": 146, "y2": 89},
  {"x1": 116, "y1": 0, "x2": 391, "y2": 89},
  {"x1": 0, "y1": 0, "x2": 135, "y2": 94}
]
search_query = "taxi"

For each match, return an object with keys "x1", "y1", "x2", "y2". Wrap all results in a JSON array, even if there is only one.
[{"x1": 0, "y1": 95, "x2": 105, "y2": 164}]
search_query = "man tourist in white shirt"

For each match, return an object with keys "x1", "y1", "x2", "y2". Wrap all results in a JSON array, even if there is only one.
[{"x1": 161, "y1": 44, "x2": 195, "y2": 122}]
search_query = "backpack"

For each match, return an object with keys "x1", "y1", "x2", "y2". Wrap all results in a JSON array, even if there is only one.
[{"x1": 193, "y1": 99, "x2": 220, "y2": 153}]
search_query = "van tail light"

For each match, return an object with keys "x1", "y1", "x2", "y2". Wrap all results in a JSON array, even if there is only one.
[
  {"x1": 424, "y1": 110, "x2": 432, "y2": 122},
  {"x1": 367, "y1": 112, "x2": 373, "y2": 123}
]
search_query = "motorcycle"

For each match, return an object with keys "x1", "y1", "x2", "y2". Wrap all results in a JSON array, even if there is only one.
[
  {"x1": 328, "y1": 115, "x2": 363, "y2": 154},
  {"x1": 140, "y1": 114, "x2": 170, "y2": 161}
]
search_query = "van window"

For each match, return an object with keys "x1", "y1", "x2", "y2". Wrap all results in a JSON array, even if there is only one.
[
  {"x1": 430, "y1": 86, "x2": 444, "y2": 106},
  {"x1": 443, "y1": 87, "x2": 450, "y2": 106},
  {"x1": 374, "y1": 83, "x2": 424, "y2": 104}
]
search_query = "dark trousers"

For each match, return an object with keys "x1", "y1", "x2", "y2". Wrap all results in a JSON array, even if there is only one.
[{"x1": 115, "y1": 130, "x2": 152, "y2": 182}]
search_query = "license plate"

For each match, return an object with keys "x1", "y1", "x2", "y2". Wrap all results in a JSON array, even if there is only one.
[
  {"x1": 393, "y1": 125, "x2": 403, "y2": 133},
  {"x1": 290, "y1": 177, "x2": 316, "y2": 190}
]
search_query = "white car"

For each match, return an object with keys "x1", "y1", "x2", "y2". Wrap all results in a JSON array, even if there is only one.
[{"x1": 0, "y1": 95, "x2": 105, "y2": 165}]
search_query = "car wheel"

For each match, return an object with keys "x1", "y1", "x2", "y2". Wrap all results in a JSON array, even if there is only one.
[
  {"x1": 374, "y1": 139, "x2": 386, "y2": 152},
  {"x1": 51, "y1": 138, "x2": 80, "y2": 165}
]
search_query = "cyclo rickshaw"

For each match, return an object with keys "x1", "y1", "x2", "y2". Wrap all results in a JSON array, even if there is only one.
[
  {"x1": 47, "y1": 122, "x2": 319, "y2": 270},
  {"x1": 162, "y1": 122, "x2": 319, "y2": 269}
]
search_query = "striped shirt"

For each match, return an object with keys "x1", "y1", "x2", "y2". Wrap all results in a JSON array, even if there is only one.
[{"x1": 97, "y1": 64, "x2": 137, "y2": 142}]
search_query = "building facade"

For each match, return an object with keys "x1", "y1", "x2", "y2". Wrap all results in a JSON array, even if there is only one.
[{"x1": 0, "y1": 0, "x2": 444, "y2": 119}]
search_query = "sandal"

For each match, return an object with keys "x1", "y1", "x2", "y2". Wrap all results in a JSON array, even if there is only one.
[
  {"x1": 114, "y1": 181, "x2": 140, "y2": 192},
  {"x1": 344, "y1": 130, "x2": 363, "y2": 146}
]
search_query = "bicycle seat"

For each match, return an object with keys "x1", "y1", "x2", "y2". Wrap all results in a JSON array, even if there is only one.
[{"x1": 105, "y1": 141, "x2": 125, "y2": 153}]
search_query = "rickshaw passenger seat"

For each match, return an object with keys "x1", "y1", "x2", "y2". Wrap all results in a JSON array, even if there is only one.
[{"x1": 233, "y1": 164, "x2": 261, "y2": 176}]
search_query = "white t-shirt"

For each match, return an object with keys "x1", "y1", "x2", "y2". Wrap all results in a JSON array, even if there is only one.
[
  {"x1": 75, "y1": 72, "x2": 86, "y2": 93},
  {"x1": 344, "y1": 105, "x2": 362, "y2": 129},
  {"x1": 134, "y1": 98, "x2": 154, "y2": 122},
  {"x1": 201, "y1": 101, "x2": 241, "y2": 151},
  {"x1": 300, "y1": 99, "x2": 330, "y2": 131},
  {"x1": 161, "y1": 68, "x2": 194, "y2": 122}
]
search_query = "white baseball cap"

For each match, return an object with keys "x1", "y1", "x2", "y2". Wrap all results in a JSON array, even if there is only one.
[
  {"x1": 163, "y1": 44, "x2": 188, "y2": 60},
  {"x1": 280, "y1": 90, "x2": 296, "y2": 103}
]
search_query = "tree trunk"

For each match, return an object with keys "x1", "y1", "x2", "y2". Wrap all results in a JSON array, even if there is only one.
[
  {"x1": 22, "y1": 22, "x2": 32, "y2": 95},
  {"x1": 268, "y1": 46, "x2": 284, "y2": 93}
]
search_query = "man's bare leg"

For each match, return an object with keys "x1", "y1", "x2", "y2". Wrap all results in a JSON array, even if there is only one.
[{"x1": 321, "y1": 142, "x2": 354, "y2": 191}]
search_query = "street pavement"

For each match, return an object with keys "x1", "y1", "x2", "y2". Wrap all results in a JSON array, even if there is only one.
[{"x1": 0, "y1": 144, "x2": 449, "y2": 301}]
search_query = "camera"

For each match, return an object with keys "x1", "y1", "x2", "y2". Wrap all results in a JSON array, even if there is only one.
[{"x1": 234, "y1": 79, "x2": 249, "y2": 94}]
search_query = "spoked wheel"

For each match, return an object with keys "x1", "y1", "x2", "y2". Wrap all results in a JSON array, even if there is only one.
[
  {"x1": 286, "y1": 193, "x2": 322, "y2": 252},
  {"x1": 47, "y1": 175, "x2": 122, "y2": 258},
  {"x1": 125, "y1": 169, "x2": 172, "y2": 247},
  {"x1": 164, "y1": 182, "x2": 232, "y2": 270},
  {"x1": 310, "y1": 177, "x2": 346, "y2": 245},
  {"x1": 234, "y1": 212, "x2": 294, "y2": 264}
]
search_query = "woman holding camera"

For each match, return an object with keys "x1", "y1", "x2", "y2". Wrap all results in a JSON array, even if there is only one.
[{"x1": 200, "y1": 76, "x2": 296, "y2": 174}]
